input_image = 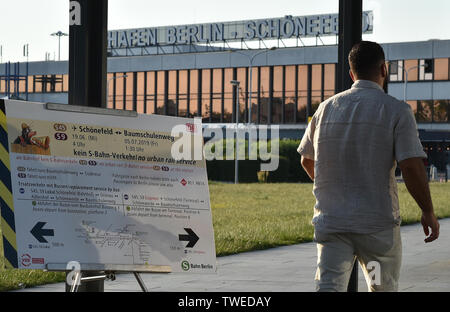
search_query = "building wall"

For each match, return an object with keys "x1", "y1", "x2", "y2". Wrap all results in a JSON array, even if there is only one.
[{"x1": 1, "y1": 39, "x2": 450, "y2": 126}]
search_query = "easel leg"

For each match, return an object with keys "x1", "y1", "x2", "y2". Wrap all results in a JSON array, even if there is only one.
[
  {"x1": 133, "y1": 272, "x2": 148, "y2": 292},
  {"x1": 70, "y1": 272, "x2": 82, "y2": 292}
]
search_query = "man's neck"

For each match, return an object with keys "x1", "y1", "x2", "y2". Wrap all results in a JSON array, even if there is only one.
[{"x1": 354, "y1": 77, "x2": 383, "y2": 89}]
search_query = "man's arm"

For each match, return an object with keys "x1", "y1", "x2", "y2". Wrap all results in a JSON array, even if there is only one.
[
  {"x1": 301, "y1": 156, "x2": 315, "y2": 181},
  {"x1": 398, "y1": 157, "x2": 440, "y2": 243}
]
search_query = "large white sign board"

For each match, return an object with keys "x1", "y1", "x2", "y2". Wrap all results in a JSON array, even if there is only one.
[{"x1": 0, "y1": 100, "x2": 216, "y2": 273}]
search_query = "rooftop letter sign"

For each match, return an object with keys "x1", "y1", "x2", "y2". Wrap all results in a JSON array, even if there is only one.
[{"x1": 108, "y1": 11, "x2": 373, "y2": 48}]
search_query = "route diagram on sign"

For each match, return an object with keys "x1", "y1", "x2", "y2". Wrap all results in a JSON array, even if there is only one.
[{"x1": 75, "y1": 221, "x2": 151, "y2": 264}]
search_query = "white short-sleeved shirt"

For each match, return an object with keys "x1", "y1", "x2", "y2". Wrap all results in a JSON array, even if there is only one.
[{"x1": 298, "y1": 80, "x2": 427, "y2": 234}]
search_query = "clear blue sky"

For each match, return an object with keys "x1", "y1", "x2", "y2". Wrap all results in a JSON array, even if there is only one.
[{"x1": 1, "y1": 0, "x2": 449, "y2": 63}]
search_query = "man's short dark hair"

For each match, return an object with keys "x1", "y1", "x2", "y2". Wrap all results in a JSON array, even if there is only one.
[{"x1": 348, "y1": 41, "x2": 385, "y2": 79}]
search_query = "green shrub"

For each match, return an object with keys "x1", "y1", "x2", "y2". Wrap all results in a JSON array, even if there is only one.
[
  {"x1": 206, "y1": 160, "x2": 259, "y2": 182},
  {"x1": 266, "y1": 156, "x2": 290, "y2": 182},
  {"x1": 205, "y1": 138, "x2": 312, "y2": 183},
  {"x1": 278, "y1": 139, "x2": 312, "y2": 183}
]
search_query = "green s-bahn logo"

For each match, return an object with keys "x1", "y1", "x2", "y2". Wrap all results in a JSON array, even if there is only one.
[{"x1": 181, "y1": 261, "x2": 190, "y2": 271}]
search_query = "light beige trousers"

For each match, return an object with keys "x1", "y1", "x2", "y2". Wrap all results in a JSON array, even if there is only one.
[{"x1": 314, "y1": 225, "x2": 402, "y2": 292}]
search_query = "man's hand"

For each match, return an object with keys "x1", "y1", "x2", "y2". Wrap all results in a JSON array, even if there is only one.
[
  {"x1": 421, "y1": 212, "x2": 440, "y2": 243},
  {"x1": 399, "y1": 157, "x2": 438, "y2": 243}
]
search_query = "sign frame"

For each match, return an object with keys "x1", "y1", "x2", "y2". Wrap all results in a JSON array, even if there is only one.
[{"x1": 0, "y1": 99, "x2": 217, "y2": 277}]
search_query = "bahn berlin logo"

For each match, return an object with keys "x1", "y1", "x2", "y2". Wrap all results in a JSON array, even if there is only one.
[
  {"x1": 181, "y1": 260, "x2": 190, "y2": 271},
  {"x1": 181, "y1": 261, "x2": 213, "y2": 271}
]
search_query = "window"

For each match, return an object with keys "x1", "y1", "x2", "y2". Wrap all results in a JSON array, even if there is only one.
[
  {"x1": 9, "y1": 80, "x2": 16, "y2": 94},
  {"x1": 434, "y1": 58, "x2": 449, "y2": 80},
  {"x1": 389, "y1": 60, "x2": 403, "y2": 81},
  {"x1": 224, "y1": 68, "x2": 234, "y2": 122},
  {"x1": 419, "y1": 59, "x2": 433, "y2": 80},
  {"x1": 404, "y1": 59, "x2": 419, "y2": 81},
  {"x1": 285, "y1": 65, "x2": 296, "y2": 124},
  {"x1": 156, "y1": 71, "x2": 165, "y2": 114},
  {"x1": 201, "y1": 69, "x2": 211, "y2": 122},
  {"x1": 178, "y1": 70, "x2": 188, "y2": 117},
  {"x1": 323, "y1": 64, "x2": 335, "y2": 100},
  {"x1": 34, "y1": 76, "x2": 42, "y2": 93},
  {"x1": 146, "y1": 71, "x2": 156, "y2": 114},
  {"x1": 107, "y1": 73, "x2": 114, "y2": 109},
  {"x1": 115, "y1": 73, "x2": 125, "y2": 110},
  {"x1": 189, "y1": 70, "x2": 199, "y2": 117},
  {"x1": 416, "y1": 100, "x2": 433, "y2": 123},
  {"x1": 211, "y1": 68, "x2": 222, "y2": 123},
  {"x1": 249, "y1": 67, "x2": 258, "y2": 123},
  {"x1": 63, "y1": 75, "x2": 69, "y2": 92},
  {"x1": 272, "y1": 66, "x2": 283, "y2": 124},
  {"x1": 124, "y1": 72, "x2": 134, "y2": 111},
  {"x1": 33, "y1": 75, "x2": 63, "y2": 93},
  {"x1": 136, "y1": 72, "x2": 146, "y2": 114},
  {"x1": 237, "y1": 68, "x2": 247, "y2": 123},
  {"x1": 259, "y1": 67, "x2": 270, "y2": 124},
  {"x1": 311, "y1": 64, "x2": 322, "y2": 115},
  {"x1": 297, "y1": 65, "x2": 308, "y2": 123},
  {"x1": 433, "y1": 100, "x2": 450, "y2": 123},
  {"x1": 28, "y1": 76, "x2": 34, "y2": 93},
  {"x1": 167, "y1": 71, "x2": 177, "y2": 116}
]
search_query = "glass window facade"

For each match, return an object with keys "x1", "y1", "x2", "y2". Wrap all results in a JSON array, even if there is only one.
[
  {"x1": 5, "y1": 57, "x2": 450, "y2": 124},
  {"x1": 408, "y1": 100, "x2": 450, "y2": 123}
]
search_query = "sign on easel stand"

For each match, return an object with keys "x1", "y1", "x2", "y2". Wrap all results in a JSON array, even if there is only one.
[{"x1": 0, "y1": 99, "x2": 216, "y2": 290}]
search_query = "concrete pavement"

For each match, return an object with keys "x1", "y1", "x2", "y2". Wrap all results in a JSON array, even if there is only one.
[{"x1": 17, "y1": 218, "x2": 450, "y2": 292}]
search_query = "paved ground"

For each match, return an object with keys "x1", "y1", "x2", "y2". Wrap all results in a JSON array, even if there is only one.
[{"x1": 17, "y1": 218, "x2": 450, "y2": 292}]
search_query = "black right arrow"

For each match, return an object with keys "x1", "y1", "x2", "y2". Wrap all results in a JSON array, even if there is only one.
[
  {"x1": 30, "y1": 222, "x2": 54, "y2": 243},
  {"x1": 178, "y1": 228, "x2": 199, "y2": 248}
]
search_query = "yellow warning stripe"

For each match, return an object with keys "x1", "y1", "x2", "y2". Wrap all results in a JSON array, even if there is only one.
[
  {"x1": 0, "y1": 181, "x2": 13, "y2": 212},
  {"x1": 1, "y1": 218, "x2": 17, "y2": 250},
  {"x1": 0, "y1": 101, "x2": 17, "y2": 268},
  {"x1": 0, "y1": 109, "x2": 7, "y2": 132},
  {"x1": 0, "y1": 144, "x2": 10, "y2": 171}
]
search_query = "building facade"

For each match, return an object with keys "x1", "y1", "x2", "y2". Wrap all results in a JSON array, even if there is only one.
[{"x1": 1, "y1": 21, "x2": 450, "y2": 171}]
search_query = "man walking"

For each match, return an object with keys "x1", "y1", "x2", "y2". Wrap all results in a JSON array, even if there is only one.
[{"x1": 298, "y1": 41, "x2": 440, "y2": 292}]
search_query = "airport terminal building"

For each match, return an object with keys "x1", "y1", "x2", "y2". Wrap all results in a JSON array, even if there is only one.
[{"x1": 1, "y1": 12, "x2": 449, "y2": 170}]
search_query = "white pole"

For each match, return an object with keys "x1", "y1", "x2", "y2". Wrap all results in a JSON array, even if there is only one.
[
  {"x1": 248, "y1": 65, "x2": 253, "y2": 124},
  {"x1": 404, "y1": 70, "x2": 408, "y2": 103},
  {"x1": 402, "y1": 64, "x2": 425, "y2": 103},
  {"x1": 235, "y1": 83, "x2": 240, "y2": 184}
]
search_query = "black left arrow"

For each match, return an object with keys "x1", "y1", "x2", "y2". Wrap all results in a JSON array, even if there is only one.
[
  {"x1": 30, "y1": 222, "x2": 54, "y2": 243},
  {"x1": 178, "y1": 228, "x2": 199, "y2": 248}
]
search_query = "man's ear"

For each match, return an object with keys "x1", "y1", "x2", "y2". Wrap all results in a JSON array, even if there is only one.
[
  {"x1": 381, "y1": 62, "x2": 388, "y2": 78},
  {"x1": 349, "y1": 69, "x2": 356, "y2": 82}
]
